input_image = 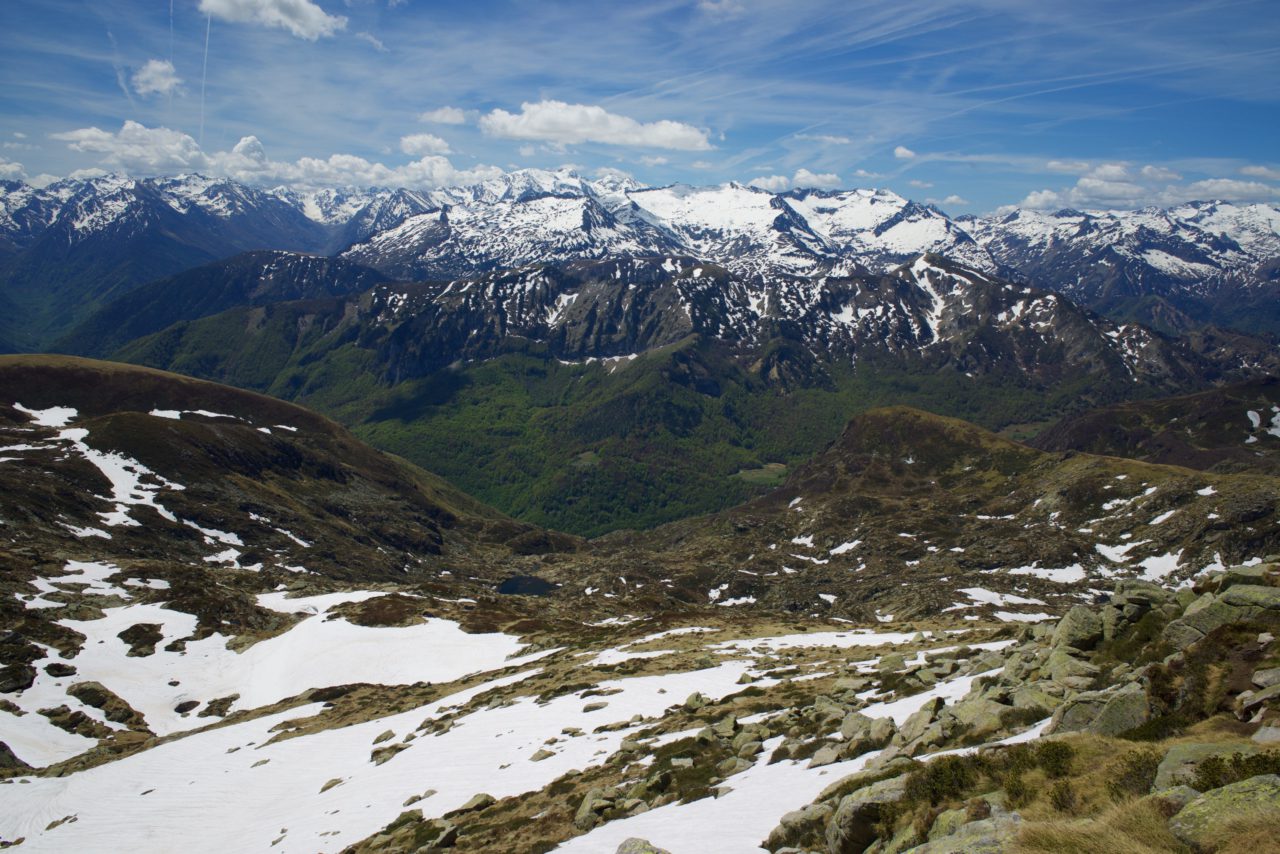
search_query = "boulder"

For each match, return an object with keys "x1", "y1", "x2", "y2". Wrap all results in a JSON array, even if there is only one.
[
  {"x1": 574, "y1": 788, "x2": 614, "y2": 831},
  {"x1": 1047, "y1": 683, "x2": 1149, "y2": 736},
  {"x1": 1218, "y1": 564, "x2": 1279, "y2": 591},
  {"x1": 1168, "y1": 774, "x2": 1280, "y2": 849},
  {"x1": 1221, "y1": 584, "x2": 1280, "y2": 610},
  {"x1": 1052, "y1": 606, "x2": 1103, "y2": 650},
  {"x1": 1155, "y1": 743, "x2": 1259, "y2": 790},
  {"x1": 926, "y1": 807, "x2": 969, "y2": 840},
  {"x1": 900, "y1": 813, "x2": 1022, "y2": 853},
  {"x1": 947, "y1": 698, "x2": 1011, "y2": 740},
  {"x1": 616, "y1": 840, "x2": 671, "y2": 854},
  {"x1": 825, "y1": 775, "x2": 909, "y2": 854},
  {"x1": 762, "y1": 802, "x2": 832, "y2": 852},
  {"x1": 1253, "y1": 667, "x2": 1280, "y2": 690}
]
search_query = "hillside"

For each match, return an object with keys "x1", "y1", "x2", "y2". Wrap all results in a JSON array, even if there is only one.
[
  {"x1": 1033, "y1": 377, "x2": 1280, "y2": 476},
  {"x1": 108, "y1": 255, "x2": 1279, "y2": 535}
]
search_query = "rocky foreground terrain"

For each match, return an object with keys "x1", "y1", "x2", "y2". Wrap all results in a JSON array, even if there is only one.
[{"x1": 1, "y1": 357, "x2": 1279, "y2": 852}]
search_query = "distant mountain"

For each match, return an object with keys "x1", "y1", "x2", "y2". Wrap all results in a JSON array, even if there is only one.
[
  {"x1": 58, "y1": 251, "x2": 389, "y2": 358},
  {"x1": 964, "y1": 202, "x2": 1280, "y2": 335},
  {"x1": 110, "y1": 253, "x2": 1279, "y2": 535},
  {"x1": 0, "y1": 175, "x2": 329, "y2": 348},
  {"x1": 1032, "y1": 376, "x2": 1280, "y2": 476}
]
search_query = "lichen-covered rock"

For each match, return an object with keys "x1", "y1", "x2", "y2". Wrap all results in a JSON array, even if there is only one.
[
  {"x1": 900, "y1": 813, "x2": 1022, "y2": 853},
  {"x1": 1052, "y1": 605, "x2": 1103, "y2": 650},
  {"x1": 1168, "y1": 774, "x2": 1280, "y2": 849},
  {"x1": 616, "y1": 840, "x2": 671, "y2": 854},
  {"x1": 1155, "y1": 743, "x2": 1259, "y2": 790},
  {"x1": 1220, "y1": 584, "x2": 1280, "y2": 610},
  {"x1": 1253, "y1": 667, "x2": 1280, "y2": 689},
  {"x1": 762, "y1": 802, "x2": 832, "y2": 852},
  {"x1": 1145, "y1": 785, "x2": 1200, "y2": 815},
  {"x1": 1047, "y1": 683, "x2": 1149, "y2": 736},
  {"x1": 825, "y1": 775, "x2": 909, "y2": 854}
]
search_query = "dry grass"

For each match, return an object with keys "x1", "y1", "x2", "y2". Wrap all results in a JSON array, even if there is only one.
[
  {"x1": 1014, "y1": 798, "x2": 1188, "y2": 854},
  {"x1": 1196, "y1": 808, "x2": 1280, "y2": 854}
]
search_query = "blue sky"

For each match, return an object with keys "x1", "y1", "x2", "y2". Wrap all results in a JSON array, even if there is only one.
[{"x1": 1, "y1": 0, "x2": 1278, "y2": 212}]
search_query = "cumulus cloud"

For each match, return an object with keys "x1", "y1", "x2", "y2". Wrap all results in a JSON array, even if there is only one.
[
  {"x1": 399, "y1": 133, "x2": 451, "y2": 156},
  {"x1": 479, "y1": 100, "x2": 712, "y2": 151},
  {"x1": 49, "y1": 120, "x2": 502, "y2": 191},
  {"x1": 747, "y1": 174, "x2": 789, "y2": 192},
  {"x1": 52, "y1": 121, "x2": 209, "y2": 173},
  {"x1": 792, "y1": 168, "x2": 841, "y2": 190},
  {"x1": 0, "y1": 156, "x2": 26, "y2": 180},
  {"x1": 131, "y1": 60, "x2": 182, "y2": 98},
  {"x1": 1016, "y1": 189, "x2": 1066, "y2": 210},
  {"x1": 1241, "y1": 164, "x2": 1280, "y2": 181},
  {"x1": 893, "y1": 145, "x2": 915, "y2": 159},
  {"x1": 941, "y1": 194, "x2": 968, "y2": 206},
  {"x1": 198, "y1": 0, "x2": 347, "y2": 40},
  {"x1": 1011, "y1": 160, "x2": 1280, "y2": 212},
  {"x1": 419, "y1": 106, "x2": 466, "y2": 125}
]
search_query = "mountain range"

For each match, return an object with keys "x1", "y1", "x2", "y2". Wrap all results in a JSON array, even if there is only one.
[{"x1": 4, "y1": 170, "x2": 1280, "y2": 351}]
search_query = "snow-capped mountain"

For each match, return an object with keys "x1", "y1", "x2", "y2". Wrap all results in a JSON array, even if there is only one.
[{"x1": 964, "y1": 201, "x2": 1280, "y2": 333}]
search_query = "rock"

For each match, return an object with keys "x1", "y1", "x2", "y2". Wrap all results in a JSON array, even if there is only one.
[
  {"x1": 1045, "y1": 648, "x2": 1100, "y2": 685},
  {"x1": 879, "y1": 653, "x2": 907, "y2": 672},
  {"x1": 1155, "y1": 743, "x2": 1259, "y2": 790},
  {"x1": 371, "y1": 743, "x2": 408, "y2": 765},
  {"x1": 1145, "y1": 785, "x2": 1200, "y2": 814},
  {"x1": 711, "y1": 715, "x2": 739, "y2": 739},
  {"x1": 1168, "y1": 774, "x2": 1280, "y2": 849},
  {"x1": 67, "y1": 681, "x2": 147, "y2": 730},
  {"x1": 0, "y1": 663, "x2": 36, "y2": 694},
  {"x1": 762, "y1": 802, "x2": 832, "y2": 852},
  {"x1": 1252, "y1": 726, "x2": 1280, "y2": 745},
  {"x1": 1239, "y1": 683, "x2": 1280, "y2": 716},
  {"x1": 455, "y1": 792, "x2": 495, "y2": 814},
  {"x1": 1052, "y1": 605, "x2": 1103, "y2": 650},
  {"x1": 583, "y1": 702, "x2": 608, "y2": 713},
  {"x1": 868, "y1": 717, "x2": 897, "y2": 746},
  {"x1": 1219, "y1": 564, "x2": 1279, "y2": 591},
  {"x1": 670, "y1": 757, "x2": 694, "y2": 769},
  {"x1": 372, "y1": 729, "x2": 395, "y2": 744},
  {"x1": 530, "y1": 748, "x2": 554, "y2": 761},
  {"x1": 900, "y1": 813, "x2": 1022, "y2": 853},
  {"x1": 0, "y1": 740, "x2": 31, "y2": 771},
  {"x1": 575, "y1": 788, "x2": 614, "y2": 831},
  {"x1": 1254, "y1": 668, "x2": 1280, "y2": 689},
  {"x1": 43, "y1": 662, "x2": 76, "y2": 678},
  {"x1": 319, "y1": 778, "x2": 343, "y2": 793},
  {"x1": 826, "y1": 775, "x2": 909, "y2": 854},
  {"x1": 1220, "y1": 585, "x2": 1280, "y2": 610},
  {"x1": 926, "y1": 807, "x2": 969, "y2": 840},
  {"x1": 616, "y1": 839, "x2": 671, "y2": 854},
  {"x1": 684, "y1": 692, "x2": 708, "y2": 711},
  {"x1": 840, "y1": 712, "x2": 874, "y2": 741},
  {"x1": 808, "y1": 743, "x2": 842, "y2": 768},
  {"x1": 946, "y1": 698, "x2": 1009, "y2": 740},
  {"x1": 1047, "y1": 683, "x2": 1149, "y2": 736}
]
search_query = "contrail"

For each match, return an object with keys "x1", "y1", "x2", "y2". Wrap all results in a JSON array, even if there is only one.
[{"x1": 199, "y1": 13, "x2": 210, "y2": 145}]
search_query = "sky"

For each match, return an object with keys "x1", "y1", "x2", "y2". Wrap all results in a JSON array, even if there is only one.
[{"x1": 1, "y1": 0, "x2": 1278, "y2": 213}]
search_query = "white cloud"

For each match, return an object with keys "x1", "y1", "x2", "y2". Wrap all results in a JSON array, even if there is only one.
[
  {"x1": 354, "y1": 31, "x2": 387, "y2": 52},
  {"x1": 13, "y1": 132, "x2": 27, "y2": 139},
  {"x1": 1178, "y1": 178, "x2": 1279, "y2": 202},
  {"x1": 479, "y1": 100, "x2": 712, "y2": 151},
  {"x1": 49, "y1": 120, "x2": 502, "y2": 191},
  {"x1": 1087, "y1": 162, "x2": 1130, "y2": 182},
  {"x1": 517, "y1": 144, "x2": 537, "y2": 157},
  {"x1": 52, "y1": 121, "x2": 209, "y2": 173},
  {"x1": 893, "y1": 145, "x2": 915, "y2": 159},
  {"x1": 198, "y1": 0, "x2": 347, "y2": 40},
  {"x1": 1140, "y1": 164, "x2": 1181, "y2": 182},
  {"x1": 792, "y1": 168, "x2": 840, "y2": 190},
  {"x1": 0, "y1": 156, "x2": 26, "y2": 181},
  {"x1": 942, "y1": 194, "x2": 968, "y2": 206},
  {"x1": 1017, "y1": 189, "x2": 1065, "y2": 210},
  {"x1": 399, "y1": 132, "x2": 451, "y2": 156},
  {"x1": 1045, "y1": 159, "x2": 1090, "y2": 174},
  {"x1": 698, "y1": 0, "x2": 744, "y2": 16},
  {"x1": 852, "y1": 168, "x2": 879, "y2": 179},
  {"x1": 747, "y1": 174, "x2": 789, "y2": 192},
  {"x1": 131, "y1": 59, "x2": 183, "y2": 98},
  {"x1": 690, "y1": 160, "x2": 714, "y2": 169},
  {"x1": 419, "y1": 106, "x2": 466, "y2": 125},
  {"x1": 1241, "y1": 164, "x2": 1280, "y2": 181},
  {"x1": 908, "y1": 179, "x2": 932, "y2": 189},
  {"x1": 639, "y1": 155, "x2": 669, "y2": 167},
  {"x1": 795, "y1": 133, "x2": 852, "y2": 145}
]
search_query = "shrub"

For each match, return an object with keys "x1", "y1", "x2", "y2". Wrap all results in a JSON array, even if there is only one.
[
  {"x1": 903, "y1": 755, "x2": 979, "y2": 805},
  {"x1": 1192, "y1": 750, "x2": 1280, "y2": 791},
  {"x1": 1036, "y1": 741, "x2": 1075, "y2": 778},
  {"x1": 1003, "y1": 771, "x2": 1032, "y2": 808},
  {"x1": 1105, "y1": 748, "x2": 1160, "y2": 801},
  {"x1": 1049, "y1": 780, "x2": 1078, "y2": 813}
]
